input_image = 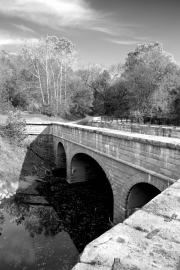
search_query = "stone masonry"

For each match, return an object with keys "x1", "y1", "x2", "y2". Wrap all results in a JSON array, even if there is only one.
[
  {"x1": 72, "y1": 178, "x2": 180, "y2": 270},
  {"x1": 25, "y1": 121, "x2": 180, "y2": 269},
  {"x1": 51, "y1": 122, "x2": 180, "y2": 223},
  {"x1": 26, "y1": 122, "x2": 180, "y2": 224}
]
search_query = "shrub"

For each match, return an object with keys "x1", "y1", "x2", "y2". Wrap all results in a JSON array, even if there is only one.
[
  {"x1": 27, "y1": 102, "x2": 41, "y2": 114},
  {"x1": 4, "y1": 110, "x2": 27, "y2": 145}
]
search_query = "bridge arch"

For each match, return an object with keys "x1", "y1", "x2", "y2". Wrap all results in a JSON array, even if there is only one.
[
  {"x1": 120, "y1": 173, "x2": 168, "y2": 219},
  {"x1": 53, "y1": 141, "x2": 67, "y2": 178},
  {"x1": 56, "y1": 142, "x2": 67, "y2": 168},
  {"x1": 70, "y1": 149, "x2": 114, "y2": 221}
]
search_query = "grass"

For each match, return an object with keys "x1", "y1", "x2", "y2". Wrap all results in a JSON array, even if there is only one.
[
  {"x1": 0, "y1": 111, "x2": 85, "y2": 200},
  {"x1": 0, "y1": 133, "x2": 26, "y2": 199},
  {"x1": 0, "y1": 111, "x2": 59, "y2": 200},
  {"x1": 0, "y1": 114, "x2": 7, "y2": 126}
]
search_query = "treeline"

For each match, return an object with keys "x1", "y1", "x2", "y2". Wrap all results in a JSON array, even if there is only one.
[{"x1": 0, "y1": 36, "x2": 180, "y2": 122}]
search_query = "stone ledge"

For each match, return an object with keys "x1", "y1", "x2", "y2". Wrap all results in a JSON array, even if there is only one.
[
  {"x1": 72, "y1": 179, "x2": 180, "y2": 270},
  {"x1": 26, "y1": 122, "x2": 180, "y2": 150},
  {"x1": 73, "y1": 264, "x2": 110, "y2": 270}
]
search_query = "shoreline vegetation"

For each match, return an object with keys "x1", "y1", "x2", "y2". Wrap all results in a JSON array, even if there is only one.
[
  {"x1": 0, "y1": 132, "x2": 26, "y2": 200},
  {"x1": 0, "y1": 110, "x2": 86, "y2": 201},
  {"x1": 0, "y1": 111, "x2": 67, "y2": 201},
  {"x1": 1, "y1": 41, "x2": 180, "y2": 126}
]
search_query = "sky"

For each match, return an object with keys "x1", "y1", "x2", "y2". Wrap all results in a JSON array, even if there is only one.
[{"x1": 0, "y1": 0, "x2": 180, "y2": 67}]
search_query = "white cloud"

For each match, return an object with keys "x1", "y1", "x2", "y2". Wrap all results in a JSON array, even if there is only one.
[
  {"x1": 0, "y1": 0, "x2": 135, "y2": 38},
  {"x1": 13, "y1": 24, "x2": 35, "y2": 34},
  {"x1": 135, "y1": 36, "x2": 151, "y2": 41},
  {"x1": 87, "y1": 26, "x2": 131, "y2": 36},
  {"x1": 0, "y1": 0, "x2": 96, "y2": 28},
  {"x1": 0, "y1": 34, "x2": 39, "y2": 46},
  {"x1": 107, "y1": 39, "x2": 138, "y2": 45}
]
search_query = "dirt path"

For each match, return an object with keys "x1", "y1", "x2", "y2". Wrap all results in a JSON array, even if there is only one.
[{"x1": 0, "y1": 112, "x2": 67, "y2": 125}]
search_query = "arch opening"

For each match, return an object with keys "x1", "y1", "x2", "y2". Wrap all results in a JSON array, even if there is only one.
[
  {"x1": 53, "y1": 142, "x2": 67, "y2": 178},
  {"x1": 71, "y1": 153, "x2": 114, "y2": 221},
  {"x1": 126, "y1": 183, "x2": 160, "y2": 218}
]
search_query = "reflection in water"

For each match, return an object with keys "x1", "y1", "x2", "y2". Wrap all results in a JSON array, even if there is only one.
[{"x1": 0, "y1": 175, "x2": 112, "y2": 270}]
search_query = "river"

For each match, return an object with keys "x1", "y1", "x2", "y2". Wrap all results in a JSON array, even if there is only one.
[{"x1": 0, "y1": 174, "x2": 112, "y2": 270}]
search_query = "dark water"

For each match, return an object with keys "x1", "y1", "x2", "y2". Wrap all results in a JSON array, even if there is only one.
[{"x1": 0, "y1": 176, "x2": 112, "y2": 270}]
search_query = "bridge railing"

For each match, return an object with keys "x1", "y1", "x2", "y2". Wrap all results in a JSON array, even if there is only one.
[
  {"x1": 99, "y1": 115, "x2": 180, "y2": 126},
  {"x1": 88, "y1": 116, "x2": 180, "y2": 139}
]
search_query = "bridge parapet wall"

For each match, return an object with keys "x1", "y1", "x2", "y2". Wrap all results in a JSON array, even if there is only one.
[
  {"x1": 25, "y1": 122, "x2": 52, "y2": 136},
  {"x1": 52, "y1": 122, "x2": 180, "y2": 182},
  {"x1": 89, "y1": 120, "x2": 180, "y2": 139}
]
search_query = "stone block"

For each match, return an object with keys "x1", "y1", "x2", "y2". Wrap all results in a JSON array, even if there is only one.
[
  {"x1": 143, "y1": 190, "x2": 180, "y2": 219},
  {"x1": 124, "y1": 209, "x2": 180, "y2": 244},
  {"x1": 72, "y1": 263, "x2": 110, "y2": 270},
  {"x1": 79, "y1": 223, "x2": 180, "y2": 270}
]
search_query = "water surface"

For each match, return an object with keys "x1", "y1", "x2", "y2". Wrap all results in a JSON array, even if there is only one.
[{"x1": 0, "y1": 177, "x2": 112, "y2": 270}]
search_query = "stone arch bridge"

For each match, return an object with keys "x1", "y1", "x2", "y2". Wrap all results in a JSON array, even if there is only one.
[{"x1": 26, "y1": 122, "x2": 180, "y2": 224}]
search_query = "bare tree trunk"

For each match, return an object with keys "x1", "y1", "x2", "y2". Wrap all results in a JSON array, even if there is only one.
[
  {"x1": 51, "y1": 66, "x2": 56, "y2": 108},
  {"x1": 64, "y1": 62, "x2": 67, "y2": 106},
  {"x1": 45, "y1": 54, "x2": 50, "y2": 105},
  {"x1": 37, "y1": 64, "x2": 45, "y2": 105},
  {"x1": 59, "y1": 61, "x2": 63, "y2": 109},
  {"x1": 56, "y1": 62, "x2": 62, "y2": 112}
]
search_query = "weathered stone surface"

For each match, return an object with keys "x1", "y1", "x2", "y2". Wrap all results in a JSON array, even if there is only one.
[
  {"x1": 72, "y1": 179, "x2": 180, "y2": 270},
  {"x1": 168, "y1": 181, "x2": 180, "y2": 189},
  {"x1": 142, "y1": 189, "x2": 180, "y2": 219},
  {"x1": 124, "y1": 210, "x2": 180, "y2": 244},
  {"x1": 26, "y1": 121, "x2": 180, "y2": 223},
  {"x1": 89, "y1": 120, "x2": 180, "y2": 139},
  {"x1": 73, "y1": 263, "x2": 110, "y2": 270},
  {"x1": 77, "y1": 222, "x2": 180, "y2": 270},
  {"x1": 25, "y1": 122, "x2": 180, "y2": 270}
]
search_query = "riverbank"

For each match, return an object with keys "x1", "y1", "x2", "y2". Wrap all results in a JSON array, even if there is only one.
[
  {"x1": 0, "y1": 110, "x2": 69, "y2": 200},
  {"x1": 0, "y1": 133, "x2": 26, "y2": 199},
  {"x1": 0, "y1": 112, "x2": 66, "y2": 125}
]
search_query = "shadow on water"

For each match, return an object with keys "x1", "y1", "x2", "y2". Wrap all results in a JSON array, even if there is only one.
[{"x1": 0, "y1": 127, "x2": 112, "y2": 270}]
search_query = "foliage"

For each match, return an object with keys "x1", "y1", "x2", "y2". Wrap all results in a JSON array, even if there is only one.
[
  {"x1": 0, "y1": 50, "x2": 32, "y2": 113},
  {"x1": 0, "y1": 40, "x2": 180, "y2": 122},
  {"x1": 77, "y1": 63, "x2": 125, "y2": 116},
  {"x1": 76, "y1": 63, "x2": 104, "y2": 114},
  {"x1": 104, "y1": 79, "x2": 129, "y2": 117},
  {"x1": 124, "y1": 42, "x2": 180, "y2": 121},
  {"x1": 18, "y1": 36, "x2": 79, "y2": 116},
  {"x1": 67, "y1": 74, "x2": 93, "y2": 116},
  {"x1": 4, "y1": 110, "x2": 27, "y2": 145}
]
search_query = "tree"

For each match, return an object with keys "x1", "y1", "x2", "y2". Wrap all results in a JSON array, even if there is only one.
[
  {"x1": 0, "y1": 50, "x2": 28, "y2": 112},
  {"x1": 18, "y1": 36, "x2": 78, "y2": 116},
  {"x1": 76, "y1": 63, "x2": 104, "y2": 114},
  {"x1": 105, "y1": 78, "x2": 130, "y2": 117},
  {"x1": 66, "y1": 73, "x2": 94, "y2": 116},
  {"x1": 124, "y1": 42, "x2": 180, "y2": 121},
  {"x1": 91, "y1": 70, "x2": 111, "y2": 115}
]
